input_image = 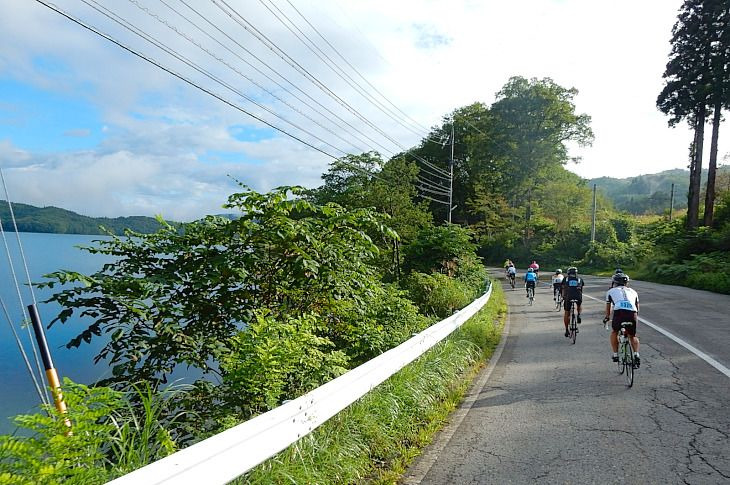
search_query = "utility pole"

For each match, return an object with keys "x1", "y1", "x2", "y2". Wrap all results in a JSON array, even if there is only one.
[
  {"x1": 590, "y1": 183, "x2": 597, "y2": 243},
  {"x1": 669, "y1": 183, "x2": 675, "y2": 221},
  {"x1": 448, "y1": 121, "x2": 454, "y2": 224}
]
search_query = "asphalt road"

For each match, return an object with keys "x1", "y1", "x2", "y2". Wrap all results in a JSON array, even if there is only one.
[{"x1": 403, "y1": 272, "x2": 730, "y2": 484}]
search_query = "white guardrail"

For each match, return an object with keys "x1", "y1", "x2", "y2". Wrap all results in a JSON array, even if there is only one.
[{"x1": 108, "y1": 282, "x2": 493, "y2": 485}]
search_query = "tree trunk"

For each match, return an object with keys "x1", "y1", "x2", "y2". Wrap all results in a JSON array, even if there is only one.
[
  {"x1": 687, "y1": 105, "x2": 706, "y2": 230},
  {"x1": 703, "y1": 101, "x2": 721, "y2": 227}
]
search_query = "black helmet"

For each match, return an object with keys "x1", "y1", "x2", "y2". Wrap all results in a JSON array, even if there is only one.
[
  {"x1": 612, "y1": 273, "x2": 629, "y2": 285},
  {"x1": 614, "y1": 267, "x2": 623, "y2": 274},
  {"x1": 567, "y1": 266, "x2": 578, "y2": 276}
]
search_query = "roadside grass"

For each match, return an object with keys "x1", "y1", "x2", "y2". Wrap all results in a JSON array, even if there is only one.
[{"x1": 240, "y1": 281, "x2": 507, "y2": 484}]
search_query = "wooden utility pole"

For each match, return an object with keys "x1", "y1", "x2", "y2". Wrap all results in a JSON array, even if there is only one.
[{"x1": 669, "y1": 183, "x2": 675, "y2": 221}]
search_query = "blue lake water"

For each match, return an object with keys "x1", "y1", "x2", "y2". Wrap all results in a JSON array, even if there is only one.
[{"x1": 0, "y1": 232, "x2": 114, "y2": 433}]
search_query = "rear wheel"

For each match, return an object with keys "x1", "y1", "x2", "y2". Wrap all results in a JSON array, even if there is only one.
[
  {"x1": 618, "y1": 341, "x2": 626, "y2": 374},
  {"x1": 625, "y1": 343, "x2": 635, "y2": 387},
  {"x1": 570, "y1": 313, "x2": 577, "y2": 344}
]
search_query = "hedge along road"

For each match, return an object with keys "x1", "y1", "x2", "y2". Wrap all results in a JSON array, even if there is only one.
[{"x1": 403, "y1": 271, "x2": 730, "y2": 484}]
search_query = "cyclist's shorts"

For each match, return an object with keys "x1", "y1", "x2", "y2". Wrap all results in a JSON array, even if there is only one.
[
  {"x1": 525, "y1": 281, "x2": 536, "y2": 288},
  {"x1": 612, "y1": 310, "x2": 637, "y2": 335},
  {"x1": 563, "y1": 298, "x2": 582, "y2": 311}
]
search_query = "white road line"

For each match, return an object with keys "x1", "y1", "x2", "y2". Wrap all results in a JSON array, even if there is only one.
[{"x1": 584, "y1": 294, "x2": 730, "y2": 379}]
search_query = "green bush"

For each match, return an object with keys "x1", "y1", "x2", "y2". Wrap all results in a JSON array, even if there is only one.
[
  {"x1": 0, "y1": 379, "x2": 180, "y2": 484},
  {"x1": 403, "y1": 272, "x2": 472, "y2": 318},
  {"x1": 221, "y1": 312, "x2": 349, "y2": 417},
  {"x1": 242, "y1": 281, "x2": 506, "y2": 484}
]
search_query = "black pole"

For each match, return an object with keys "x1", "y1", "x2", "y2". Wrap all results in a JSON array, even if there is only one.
[
  {"x1": 28, "y1": 304, "x2": 53, "y2": 371},
  {"x1": 28, "y1": 304, "x2": 69, "y2": 421}
]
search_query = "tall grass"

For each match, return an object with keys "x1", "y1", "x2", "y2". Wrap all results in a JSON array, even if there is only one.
[{"x1": 241, "y1": 281, "x2": 507, "y2": 484}]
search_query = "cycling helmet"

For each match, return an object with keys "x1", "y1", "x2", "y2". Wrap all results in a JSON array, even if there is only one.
[
  {"x1": 614, "y1": 267, "x2": 623, "y2": 274},
  {"x1": 555, "y1": 269, "x2": 562, "y2": 274},
  {"x1": 567, "y1": 266, "x2": 578, "y2": 276},
  {"x1": 612, "y1": 272, "x2": 629, "y2": 285},
  {"x1": 527, "y1": 268, "x2": 534, "y2": 273}
]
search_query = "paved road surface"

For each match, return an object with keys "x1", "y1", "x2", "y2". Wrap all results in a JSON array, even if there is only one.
[{"x1": 404, "y1": 272, "x2": 730, "y2": 484}]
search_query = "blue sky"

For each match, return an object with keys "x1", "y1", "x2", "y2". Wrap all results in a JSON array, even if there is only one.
[{"x1": 0, "y1": 0, "x2": 726, "y2": 220}]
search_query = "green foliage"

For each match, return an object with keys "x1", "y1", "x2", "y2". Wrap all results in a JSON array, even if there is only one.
[
  {"x1": 0, "y1": 379, "x2": 180, "y2": 484},
  {"x1": 242, "y1": 282, "x2": 506, "y2": 484},
  {"x1": 402, "y1": 224, "x2": 477, "y2": 276},
  {"x1": 0, "y1": 380, "x2": 119, "y2": 484},
  {"x1": 39, "y1": 186, "x2": 389, "y2": 387},
  {"x1": 327, "y1": 284, "x2": 430, "y2": 366},
  {"x1": 0, "y1": 200, "x2": 174, "y2": 235},
  {"x1": 221, "y1": 312, "x2": 349, "y2": 417},
  {"x1": 403, "y1": 272, "x2": 471, "y2": 318}
]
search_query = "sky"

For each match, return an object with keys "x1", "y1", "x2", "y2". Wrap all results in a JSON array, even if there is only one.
[{"x1": 0, "y1": 0, "x2": 727, "y2": 221}]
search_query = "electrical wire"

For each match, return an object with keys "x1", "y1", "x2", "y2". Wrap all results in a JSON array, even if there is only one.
[
  {"x1": 281, "y1": 0, "x2": 433, "y2": 135},
  {"x1": 257, "y1": 0, "x2": 431, "y2": 140},
  {"x1": 128, "y1": 0, "x2": 369, "y2": 154},
  {"x1": 33, "y1": 0, "x2": 344, "y2": 160},
  {"x1": 163, "y1": 0, "x2": 393, "y2": 154}
]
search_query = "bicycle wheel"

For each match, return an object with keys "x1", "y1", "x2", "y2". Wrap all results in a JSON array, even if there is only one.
[
  {"x1": 618, "y1": 341, "x2": 626, "y2": 374},
  {"x1": 570, "y1": 314, "x2": 577, "y2": 345},
  {"x1": 529, "y1": 290, "x2": 534, "y2": 305},
  {"x1": 625, "y1": 344, "x2": 635, "y2": 387}
]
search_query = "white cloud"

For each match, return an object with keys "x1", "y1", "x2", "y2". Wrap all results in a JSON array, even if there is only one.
[{"x1": 0, "y1": 0, "x2": 726, "y2": 219}]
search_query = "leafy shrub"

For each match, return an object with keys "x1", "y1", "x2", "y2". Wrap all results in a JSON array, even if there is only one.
[
  {"x1": 328, "y1": 284, "x2": 430, "y2": 366},
  {"x1": 39, "y1": 186, "x2": 390, "y2": 389},
  {"x1": 402, "y1": 224, "x2": 477, "y2": 275},
  {"x1": 403, "y1": 272, "x2": 472, "y2": 318},
  {"x1": 0, "y1": 379, "x2": 180, "y2": 484},
  {"x1": 221, "y1": 312, "x2": 349, "y2": 417}
]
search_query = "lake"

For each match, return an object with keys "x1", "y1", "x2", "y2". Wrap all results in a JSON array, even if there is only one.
[{"x1": 0, "y1": 232, "x2": 114, "y2": 434}]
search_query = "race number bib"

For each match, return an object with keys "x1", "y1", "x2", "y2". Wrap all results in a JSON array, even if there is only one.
[
  {"x1": 617, "y1": 300, "x2": 634, "y2": 310},
  {"x1": 568, "y1": 280, "x2": 579, "y2": 287}
]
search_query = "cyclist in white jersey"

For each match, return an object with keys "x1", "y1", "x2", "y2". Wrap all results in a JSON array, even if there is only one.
[
  {"x1": 603, "y1": 273, "x2": 641, "y2": 367},
  {"x1": 552, "y1": 269, "x2": 564, "y2": 301}
]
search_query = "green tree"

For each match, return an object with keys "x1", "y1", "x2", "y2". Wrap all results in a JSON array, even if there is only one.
[
  {"x1": 40, "y1": 186, "x2": 392, "y2": 388},
  {"x1": 490, "y1": 76, "x2": 594, "y2": 247},
  {"x1": 657, "y1": 0, "x2": 728, "y2": 229}
]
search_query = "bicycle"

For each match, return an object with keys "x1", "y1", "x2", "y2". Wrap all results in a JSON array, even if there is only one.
[
  {"x1": 567, "y1": 299, "x2": 579, "y2": 344},
  {"x1": 526, "y1": 285, "x2": 534, "y2": 305},
  {"x1": 554, "y1": 287, "x2": 562, "y2": 310},
  {"x1": 509, "y1": 273, "x2": 516, "y2": 289},
  {"x1": 616, "y1": 321, "x2": 636, "y2": 387}
]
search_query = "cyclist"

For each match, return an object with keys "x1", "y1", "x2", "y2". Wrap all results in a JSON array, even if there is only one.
[
  {"x1": 552, "y1": 269, "x2": 564, "y2": 301},
  {"x1": 504, "y1": 259, "x2": 513, "y2": 274},
  {"x1": 528, "y1": 260, "x2": 540, "y2": 281},
  {"x1": 506, "y1": 263, "x2": 517, "y2": 286},
  {"x1": 524, "y1": 267, "x2": 537, "y2": 298},
  {"x1": 603, "y1": 273, "x2": 641, "y2": 367},
  {"x1": 561, "y1": 267, "x2": 584, "y2": 337},
  {"x1": 609, "y1": 267, "x2": 623, "y2": 288}
]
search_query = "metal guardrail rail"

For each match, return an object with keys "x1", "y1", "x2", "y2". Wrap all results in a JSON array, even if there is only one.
[{"x1": 108, "y1": 282, "x2": 493, "y2": 485}]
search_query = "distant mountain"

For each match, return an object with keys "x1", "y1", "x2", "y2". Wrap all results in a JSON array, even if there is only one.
[
  {"x1": 0, "y1": 201, "x2": 177, "y2": 235},
  {"x1": 588, "y1": 167, "x2": 730, "y2": 215}
]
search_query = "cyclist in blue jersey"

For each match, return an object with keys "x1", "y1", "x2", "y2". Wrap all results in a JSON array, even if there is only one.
[{"x1": 524, "y1": 267, "x2": 538, "y2": 298}]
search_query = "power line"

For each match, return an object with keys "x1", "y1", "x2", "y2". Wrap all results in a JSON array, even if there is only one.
[
  {"x1": 281, "y1": 0, "x2": 433, "y2": 135},
  {"x1": 33, "y1": 0, "x2": 341, "y2": 160},
  {"x1": 171, "y1": 0, "x2": 394, "y2": 155},
  {"x1": 129, "y1": 0, "x2": 369, "y2": 154},
  {"x1": 80, "y1": 0, "x2": 352, "y2": 157},
  {"x1": 211, "y1": 0, "x2": 428, "y2": 156},
  {"x1": 258, "y1": 0, "x2": 430, "y2": 140}
]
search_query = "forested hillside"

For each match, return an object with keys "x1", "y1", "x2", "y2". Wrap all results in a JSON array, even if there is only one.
[
  {"x1": 0, "y1": 201, "x2": 172, "y2": 235},
  {"x1": 590, "y1": 166, "x2": 730, "y2": 215}
]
